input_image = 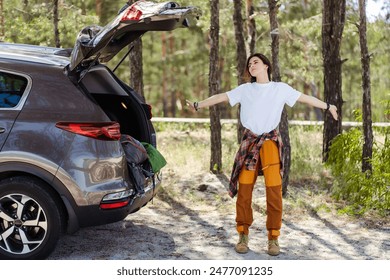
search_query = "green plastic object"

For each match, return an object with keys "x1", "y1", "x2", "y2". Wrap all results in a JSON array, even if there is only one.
[{"x1": 142, "y1": 142, "x2": 167, "y2": 173}]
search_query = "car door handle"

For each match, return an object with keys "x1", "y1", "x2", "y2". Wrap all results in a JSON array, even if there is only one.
[{"x1": 0, "y1": 127, "x2": 5, "y2": 133}]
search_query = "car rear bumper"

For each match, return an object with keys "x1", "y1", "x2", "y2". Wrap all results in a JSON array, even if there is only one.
[
  {"x1": 68, "y1": 173, "x2": 162, "y2": 230},
  {"x1": 127, "y1": 173, "x2": 162, "y2": 214}
]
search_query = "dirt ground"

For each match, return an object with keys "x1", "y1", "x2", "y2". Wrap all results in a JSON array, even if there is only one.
[{"x1": 48, "y1": 168, "x2": 390, "y2": 260}]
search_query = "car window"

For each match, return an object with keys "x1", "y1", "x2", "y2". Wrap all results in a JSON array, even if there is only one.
[{"x1": 0, "y1": 72, "x2": 28, "y2": 108}]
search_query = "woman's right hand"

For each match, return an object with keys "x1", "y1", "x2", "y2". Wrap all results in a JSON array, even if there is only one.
[
  {"x1": 186, "y1": 93, "x2": 228, "y2": 112},
  {"x1": 186, "y1": 100, "x2": 197, "y2": 112}
]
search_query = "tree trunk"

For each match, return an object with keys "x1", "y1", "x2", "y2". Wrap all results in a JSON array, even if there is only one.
[
  {"x1": 233, "y1": 0, "x2": 247, "y2": 143},
  {"x1": 23, "y1": 0, "x2": 30, "y2": 22},
  {"x1": 322, "y1": 0, "x2": 346, "y2": 161},
  {"x1": 246, "y1": 0, "x2": 256, "y2": 56},
  {"x1": 53, "y1": 0, "x2": 60, "y2": 48},
  {"x1": 268, "y1": 0, "x2": 290, "y2": 196},
  {"x1": 209, "y1": 0, "x2": 222, "y2": 174},
  {"x1": 0, "y1": 0, "x2": 4, "y2": 38},
  {"x1": 169, "y1": 33, "x2": 176, "y2": 117},
  {"x1": 129, "y1": 38, "x2": 144, "y2": 101},
  {"x1": 95, "y1": 0, "x2": 102, "y2": 18},
  {"x1": 126, "y1": 1, "x2": 144, "y2": 102},
  {"x1": 358, "y1": 0, "x2": 373, "y2": 173},
  {"x1": 161, "y1": 32, "x2": 168, "y2": 116}
]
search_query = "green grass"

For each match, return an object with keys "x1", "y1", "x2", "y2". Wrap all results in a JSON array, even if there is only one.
[
  {"x1": 289, "y1": 125, "x2": 332, "y2": 190},
  {"x1": 154, "y1": 121, "x2": 328, "y2": 185},
  {"x1": 153, "y1": 120, "x2": 389, "y2": 222}
]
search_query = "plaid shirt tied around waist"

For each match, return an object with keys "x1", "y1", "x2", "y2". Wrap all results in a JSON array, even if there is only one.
[{"x1": 228, "y1": 128, "x2": 283, "y2": 198}]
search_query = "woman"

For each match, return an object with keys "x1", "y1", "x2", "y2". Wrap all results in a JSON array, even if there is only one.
[{"x1": 186, "y1": 53, "x2": 338, "y2": 256}]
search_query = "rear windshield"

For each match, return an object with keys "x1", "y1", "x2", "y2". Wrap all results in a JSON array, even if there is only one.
[{"x1": 0, "y1": 71, "x2": 28, "y2": 108}]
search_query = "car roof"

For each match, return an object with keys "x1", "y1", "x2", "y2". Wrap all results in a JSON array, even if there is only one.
[{"x1": 0, "y1": 42, "x2": 71, "y2": 67}]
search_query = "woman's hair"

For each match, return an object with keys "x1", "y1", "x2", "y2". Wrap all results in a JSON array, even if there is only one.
[{"x1": 245, "y1": 53, "x2": 272, "y2": 82}]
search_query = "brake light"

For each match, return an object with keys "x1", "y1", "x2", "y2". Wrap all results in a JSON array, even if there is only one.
[
  {"x1": 56, "y1": 122, "x2": 121, "y2": 141},
  {"x1": 121, "y1": 3, "x2": 143, "y2": 21}
]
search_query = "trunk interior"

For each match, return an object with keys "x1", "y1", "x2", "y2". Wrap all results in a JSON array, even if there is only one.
[
  {"x1": 80, "y1": 65, "x2": 156, "y2": 196},
  {"x1": 80, "y1": 65, "x2": 153, "y2": 144}
]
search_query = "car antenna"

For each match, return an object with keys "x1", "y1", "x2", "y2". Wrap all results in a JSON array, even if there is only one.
[{"x1": 113, "y1": 45, "x2": 134, "y2": 73}]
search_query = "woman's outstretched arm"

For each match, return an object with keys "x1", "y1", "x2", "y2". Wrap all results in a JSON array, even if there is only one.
[
  {"x1": 186, "y1": 93, "x2": 229, "y2": 111},
  {"x1": 297, "y1": 94, "x2": 338, "y2": 120}
]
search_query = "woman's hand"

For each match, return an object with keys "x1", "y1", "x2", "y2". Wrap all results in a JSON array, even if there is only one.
[
  {"x1": 186, "y1": 100, "x2": 197, "y2": 112},
  {"x1": 186, "y1": 93, "x2": 228, "y2": 112},
  {"x1": 297, "y1": 94, "x2": 339, "y2": 121},
  {"x1": 328, "y1": 104, "x2": 338, "y2": 121}
]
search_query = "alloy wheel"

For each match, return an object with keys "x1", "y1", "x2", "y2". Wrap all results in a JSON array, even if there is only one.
[{"x1": 0, "y1": 193, "x2": 48, "y2": 255}]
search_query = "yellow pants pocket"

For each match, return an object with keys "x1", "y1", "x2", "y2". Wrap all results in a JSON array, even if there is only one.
[{"x1": 260, "y1": 140, "x2": 282, "y2": 187}]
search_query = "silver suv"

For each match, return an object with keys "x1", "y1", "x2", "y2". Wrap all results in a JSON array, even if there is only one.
[{"x1": 0, "y1": 1, "x2": 200, "y2": 259}]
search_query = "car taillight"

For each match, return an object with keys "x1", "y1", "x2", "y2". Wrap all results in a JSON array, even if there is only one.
[
  {"x1": 121, "y1": 3, "x2": 143, "y2": 21},
  {"x1": 56, "y1": 122, "x2": 121, "y2": 141}
]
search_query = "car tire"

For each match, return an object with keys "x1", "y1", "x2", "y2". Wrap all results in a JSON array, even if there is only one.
[{"x1": 0, "y1": 176, "x2": 62, "y2": 260}]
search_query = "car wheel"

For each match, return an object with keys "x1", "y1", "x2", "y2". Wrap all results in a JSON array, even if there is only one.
[{"x1": 0, "y1": 176, "x2": 62, "y2": 260}]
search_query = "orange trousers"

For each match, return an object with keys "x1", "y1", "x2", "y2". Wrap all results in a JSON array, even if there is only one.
[{"x1": 236, "y1": 140, "x2": 282, "y2": 240}]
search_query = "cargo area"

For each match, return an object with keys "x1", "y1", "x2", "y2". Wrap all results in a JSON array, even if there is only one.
[{"x1": 80, "y1": 65, "x2": 154, "y2": 145}]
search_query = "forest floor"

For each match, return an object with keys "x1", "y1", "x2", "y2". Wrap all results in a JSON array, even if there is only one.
[
  {"x1": 49, "y1": 126, "x2": 390, "y2": 260},
  {"x1": 49, "y1": 169, "x2": 390, "y2": 260}
]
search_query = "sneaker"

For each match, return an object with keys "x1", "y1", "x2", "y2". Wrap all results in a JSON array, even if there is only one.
[
  {"x1": 235, "y1": 233, "x2": 249, "y2": 254},
  {"x1": 267, "y1": 239, "x2": 280, "y2": 256}
]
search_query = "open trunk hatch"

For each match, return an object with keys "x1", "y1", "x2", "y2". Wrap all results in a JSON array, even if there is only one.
[{"x1": 69, "y1": 1, "x2": 201, "y2": 72}]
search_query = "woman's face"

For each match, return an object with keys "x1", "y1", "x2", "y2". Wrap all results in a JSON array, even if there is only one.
[{"x1": 248, "y1": 56, "x2": 268, "y2": 78}]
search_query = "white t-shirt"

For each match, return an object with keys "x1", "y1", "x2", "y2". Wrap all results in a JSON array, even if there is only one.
[{"x1": 227, "y1": 82, "x2": 301, "y2": 135}]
